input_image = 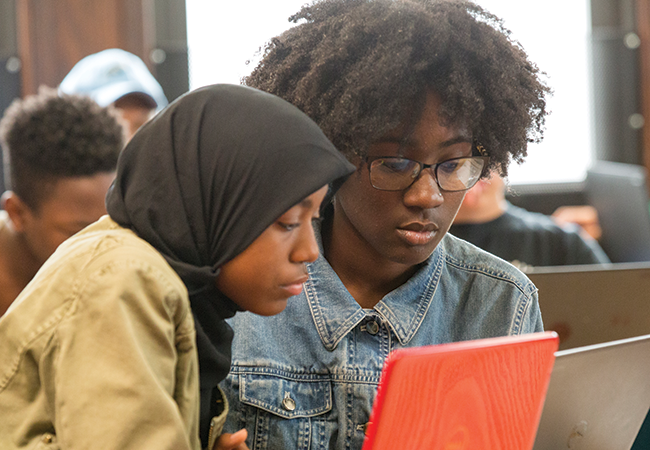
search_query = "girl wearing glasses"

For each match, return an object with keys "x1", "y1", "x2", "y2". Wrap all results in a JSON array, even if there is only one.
[
  {"x1": 220, "y1": 1, "x2": 550, "y2": 449},
  {"x1": 0, "y1": 84, "x2": 354, "y2": 450}
]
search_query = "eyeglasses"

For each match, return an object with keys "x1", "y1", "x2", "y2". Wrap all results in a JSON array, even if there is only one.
[{"x1": 366, "y1": 154, "x2": 489, "y2": 192}]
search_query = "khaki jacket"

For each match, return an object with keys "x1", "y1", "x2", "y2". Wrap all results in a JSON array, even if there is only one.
[{"x1": 0, "y1": 216, "x2": 201, "y2": 450}]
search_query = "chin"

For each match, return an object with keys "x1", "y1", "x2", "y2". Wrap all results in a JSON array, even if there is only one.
[
  {"x1": 386, "y1": 243, "x2": 439, "y2": 266},
  {"x1": 249, "y1": 299, "x2": 289, "y2": 317}
]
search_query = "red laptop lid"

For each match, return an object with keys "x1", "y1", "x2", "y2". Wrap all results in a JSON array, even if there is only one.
[{"x1": 362, "y1": 332, "x2": 558, "y2": 450}]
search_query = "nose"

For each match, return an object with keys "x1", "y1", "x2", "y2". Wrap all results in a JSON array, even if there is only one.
[
  {"x1": 403, "y1": 168, "x2": 445, "y2": 209},
  {"x1": 290, "y1": 222, "x2": 320, "y2": 264}
]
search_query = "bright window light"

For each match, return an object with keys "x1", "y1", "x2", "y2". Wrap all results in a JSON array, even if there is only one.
[
  {"x1": 186, "y1": 0, "x2": 593, "y2": 185},
  {"x1": 474, "y1": 0, "x2": 593, "y2": 185},
  {"x1": 186, "y1": 0, "x2": 306, "y2": 88}
]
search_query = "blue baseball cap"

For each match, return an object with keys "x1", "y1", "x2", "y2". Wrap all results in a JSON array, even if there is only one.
[{"x1": 59, "y1": 48, "x2": 168, "y2": 111}]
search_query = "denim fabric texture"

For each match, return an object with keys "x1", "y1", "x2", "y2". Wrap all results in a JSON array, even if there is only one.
[{"x1": 221, "y1": 228, "x2": 543, "y2": 450}]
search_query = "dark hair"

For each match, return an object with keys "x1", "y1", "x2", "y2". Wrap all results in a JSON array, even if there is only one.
[
  {"x1": 0, "y1": 87, "x2": 123, "y2": 209},
  {"x1": 244, "y1": 0, "x2": 550, "y2": 176}
]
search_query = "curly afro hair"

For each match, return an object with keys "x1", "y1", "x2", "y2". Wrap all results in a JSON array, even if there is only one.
[
  {"x1": 244, "y1": 0, "x2": 550, "y2": 176},
  {"x1": 0, "y1": 87, "x2": 124, "y2": 209}
]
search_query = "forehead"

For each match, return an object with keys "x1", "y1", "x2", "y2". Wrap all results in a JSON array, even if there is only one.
[
  {"x1": 369, "y1": 91, "x2": 472, "y2": 159},
  {"x1": 281, "y1": 185, "x2": 329, "y2": 216}
]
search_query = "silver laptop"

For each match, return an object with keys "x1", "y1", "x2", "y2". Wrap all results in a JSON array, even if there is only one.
[
  {"x1": 527, "y1": 262, "x2": 650, "y2": 351},
  {"x1": 532, "y1": 334, "x2": 650, "y2": 450},
  {"x1": 586, "y1": 161, "x2": 650, "y2": 263}
]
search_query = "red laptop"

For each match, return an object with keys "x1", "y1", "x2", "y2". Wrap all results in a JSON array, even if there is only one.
[{"x1": 362, "y1": 332, "x2": 558, "y2": 450}]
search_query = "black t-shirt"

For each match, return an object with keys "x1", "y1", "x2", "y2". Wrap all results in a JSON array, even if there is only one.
[{"x1": 449, "y1": 202, "x2": 610, "y2": 268}]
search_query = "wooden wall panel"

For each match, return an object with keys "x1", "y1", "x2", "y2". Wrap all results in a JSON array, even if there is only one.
[{"x1": 16, "y1": 0, "x2": 149, "y2": 95}]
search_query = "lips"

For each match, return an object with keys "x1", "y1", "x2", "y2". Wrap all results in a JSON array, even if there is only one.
[
  {"x1": 280, "y1": 275, "x2": 309, "y2": 297},
  {"x1": 396, "y1": 222, "x2": 439, "y2": 246},
  {"x1": 400, "y1": 222, "x2": 437, "y2": 232}
]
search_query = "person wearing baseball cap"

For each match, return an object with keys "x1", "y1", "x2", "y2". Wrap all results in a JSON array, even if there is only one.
[{"x1": 60, "y1": 48, "x2": 168, "y2": 140}]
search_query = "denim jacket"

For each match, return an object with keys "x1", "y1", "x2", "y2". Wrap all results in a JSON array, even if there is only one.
[{"x1": 221, "y1": 231, "x2": 543, "y2": 450}]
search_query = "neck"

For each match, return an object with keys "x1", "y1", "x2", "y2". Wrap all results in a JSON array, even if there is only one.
[
  {"x1": 0, "y1": 219, "x2": 42, "y2": 315},
  {"x1": 322, "y1": 208, "x2": 419, "y2": 309}
]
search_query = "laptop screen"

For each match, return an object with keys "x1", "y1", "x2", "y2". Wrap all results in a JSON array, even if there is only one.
[
  {"x1": 363, "y1": 332, "x2": 558, "y2": 450},
  {"x1": 586, "y1": 161, "x2": 650, "y2": 263},
  {"x1": 528, "y1": 262, "x2": 650, "y2": 351},
  {"x1": 533, "y1": 334, "x2": 650, "y2": 450}
]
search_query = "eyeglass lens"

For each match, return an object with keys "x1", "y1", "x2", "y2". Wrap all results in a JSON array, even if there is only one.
[{"x1": 369, "y1": 156, "x2": 487, "y2": 191}]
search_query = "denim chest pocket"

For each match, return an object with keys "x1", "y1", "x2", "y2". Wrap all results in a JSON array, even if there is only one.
[{"x1": 239, "y1": 373, "x2": 332, "y2": 419}]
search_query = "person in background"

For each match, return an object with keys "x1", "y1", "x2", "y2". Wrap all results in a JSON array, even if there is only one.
[
  {"x1": 59, "y1": 48, "x2": 168, "y2": 140},
  {"x1": 552, "y1": 204, "x2": 603, "y2": 241},
  {"x1": 450, "y1": 172, "x2": 610, "y2": 269},
  {"x1": 0, "y1": 84, "x2": 354, "y2": 450},
  {"x1": 0, "y1": 88, "x2": 122, "y2": 316},
  {"x1": 220, "y1": 0, "x2": 551, "y2": 448}
]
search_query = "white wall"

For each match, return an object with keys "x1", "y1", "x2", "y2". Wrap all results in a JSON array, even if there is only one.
[{"x1": 186, "y1": 0, "x2": 593, "y2": 185}]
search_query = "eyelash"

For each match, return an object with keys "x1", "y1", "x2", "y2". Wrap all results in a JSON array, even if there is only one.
[
  {"x1": 278, "y1": 216, "x2": 322, "y2": 232},
  {"x1": 278, "y1": 222, "x2": 299, "y2": 231}
]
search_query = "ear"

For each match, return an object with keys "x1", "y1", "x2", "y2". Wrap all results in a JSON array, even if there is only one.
[{"x1": 2, "y1": 191, "x2": 31, "y2": 233}]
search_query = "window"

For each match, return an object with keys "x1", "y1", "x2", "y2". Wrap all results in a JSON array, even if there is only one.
[
  {"x1": 474, "y1": 0, "x2": 593, "y2": 185},
  {"x1": 186, "y1": 0, "x2": 307, "y2": 88},
  {"x1": 186, "y1": 0, "x2": 593, "y2": 185}
]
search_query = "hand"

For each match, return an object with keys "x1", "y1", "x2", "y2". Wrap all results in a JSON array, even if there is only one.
[
  {"x1": 552, "y1": 205, "x2": 602, "y2": 240},
  {"x1": 212, "y1": 429, "x2": 249, "y2": 450}
]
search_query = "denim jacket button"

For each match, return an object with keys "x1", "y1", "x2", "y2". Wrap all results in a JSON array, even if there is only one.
[
  {"x1": 282, "y1": 393, "x2": 296, "y2": 411},
  {"x1": 366, "y1": 320, "x2": 379, "y2": 335},
  {"x1": 42, "y1": 433, "x2": 54, "y2": 444}
]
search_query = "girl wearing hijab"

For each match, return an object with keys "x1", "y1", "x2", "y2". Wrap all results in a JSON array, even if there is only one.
[{"x1": 0, "y1": 84, "x2": 354, "y2": 450}]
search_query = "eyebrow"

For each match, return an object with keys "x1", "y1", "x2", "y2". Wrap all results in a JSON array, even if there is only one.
[
  {"x1": 300, "y1": 197, "x2": 314, "y2": 208},
  {"x1": 439, "y1": 136, "x2": 473, "y2": 147},
  {"x1": 297, "y1": 197, "x2": 321, "y2": 219},
  {"x1": 375, "y1": 135, "x2": 472, "y2": 148}
]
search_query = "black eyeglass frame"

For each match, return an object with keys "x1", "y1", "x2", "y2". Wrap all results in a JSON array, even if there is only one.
[{"x1": 365, "y1": 154, "x2": 490, "y2": 192}]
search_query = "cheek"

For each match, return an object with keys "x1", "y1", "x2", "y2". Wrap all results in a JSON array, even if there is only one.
[
  {"x1": 215, "y1": 242, "x2": 287, "y2": 311},
  {"x1": 216, "y1": 260, "x2": 260, "y2": 303},
  {"x1": 217, "y1": 263, "x2": 289, "y2": 316},
  {"x1": 26, "y1": 220, "x2": 63, "y2": 253},
  {"x1": 339, "y1": 173, "x2": 397, "y2": 225},
  {"x1": 441, "y1": 192, "x2": 467, "y2": 227}
]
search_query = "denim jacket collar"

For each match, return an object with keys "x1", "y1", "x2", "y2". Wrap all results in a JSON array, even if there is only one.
[{"x1": 305, "y1": 226, "x2": 445, "y2": 350}]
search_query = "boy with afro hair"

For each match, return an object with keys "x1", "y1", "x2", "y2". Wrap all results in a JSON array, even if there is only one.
[
  {"x1": 0, "y1": 88, "x2": 123, "y2": 315},
  {"x1": 219, "y1": 1, "x2": 551, "y2": 448}
]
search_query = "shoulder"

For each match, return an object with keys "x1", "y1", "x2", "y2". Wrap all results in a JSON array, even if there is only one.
[
  {"x1": 438, "y1": 232, "x2": 536, "y2": 297},
  {"x1": 504, "y1": 204, "x2": 609, "y2": 264},
  {"x1": 55, "y1": 217, "x2": 183, "y2": 289},
  {"x1": 436, "y1": 233, "x2": 543, "y2": 336},
  {"x1": 503, "y1": 203, "x2": 582, "y2": 239},
  {"x1": 0, "y1": 217, "x2": 191, "y2": 392},
  {"x1": 58, "y1": 217, "x2": 189, "y2": 321},
  {"x1": 0, "y1": 216, "x2": 189, "y2": 356},
  {"x1": 501, "y1": 204, "x2": 559, "y2": 231}
]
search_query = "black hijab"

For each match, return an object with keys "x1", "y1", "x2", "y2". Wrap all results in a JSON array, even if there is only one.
[{"x1": 106, "y1": 84, "x2": 354, "y2": 443}]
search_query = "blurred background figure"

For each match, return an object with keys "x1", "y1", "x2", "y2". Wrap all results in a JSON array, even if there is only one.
[
  {"x1": 0, "y1": 88, "x2": 123, "y2": 316},
  {"x1": 59, "y1": 48, "x2": 168, "y2": 140},
  {"x1": 552, "y1": 204, "x2": 602, "y2": 241},
  {"x1": 450, "y1": 172, "x2": 610, "y2": 269}
]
